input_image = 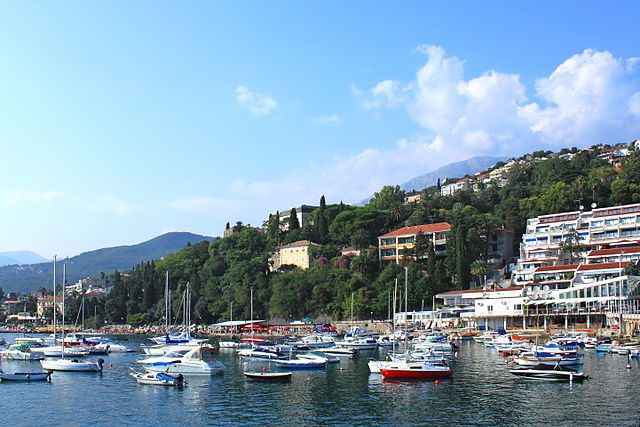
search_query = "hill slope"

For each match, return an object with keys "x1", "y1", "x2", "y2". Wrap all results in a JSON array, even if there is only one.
[{"x1": 0, "y1": 232, "x2": 215, "y2": 293}]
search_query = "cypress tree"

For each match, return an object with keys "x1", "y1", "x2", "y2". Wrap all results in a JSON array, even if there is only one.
[{"x1": 289, "y1": 207, "x2": 300, "y2": 230}]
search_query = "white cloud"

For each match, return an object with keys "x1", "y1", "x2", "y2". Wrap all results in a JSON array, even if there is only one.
[
  {"x1": 6, "y1": 190, "x2": 63, "y2": 204},
  {"x1": 360, "y1": 46, "x2": 640, "y2": 154},
  {"x1": 235, "y1": 86, "x2": 277, "y2": 115},
  {"x1": 311, "y1": 114, "x2": 341, "y2": 124}
]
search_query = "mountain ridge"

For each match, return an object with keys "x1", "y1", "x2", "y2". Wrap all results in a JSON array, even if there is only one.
[{"x1": 0, "y1": 232, "x2": 215, "y2": 294}]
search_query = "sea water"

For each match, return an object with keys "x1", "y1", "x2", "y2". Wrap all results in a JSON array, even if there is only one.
[{"x1": 0, "y1": 335, "x2": 638, "y2": 426}]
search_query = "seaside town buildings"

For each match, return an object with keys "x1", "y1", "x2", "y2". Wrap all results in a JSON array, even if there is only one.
[{"x1": 269, "y1": 240, "x2": 320, "y2": 271}]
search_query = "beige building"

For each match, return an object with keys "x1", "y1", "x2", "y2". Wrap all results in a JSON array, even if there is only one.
[{"x1": 270, "y1": 240, "x2": 320, "y2": 271}]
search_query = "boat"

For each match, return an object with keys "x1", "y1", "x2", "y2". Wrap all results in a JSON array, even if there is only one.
[
  {"x1": 145, "y1": 345, "x2": 225, "y2": 376},
  {"x1": 288, "y1": 334, "x2": 336, "y2": 350},
  {"x1": 41, "y1": 358, "x2": 105, "y2": 372},
  {"x1": 274, "y1": 357, "x2": 327, "y2": 369},
  {"x1": 0, "y1": 369, "x2": 51, "y2": 382},
  {"x1": 1, "y1": 344, "x2": 45, "y2": 360},
  {"x1": 509, "y1": 364, "x2": 588, "y2": 382},
  {"x1": 298, "y1": 353, "x2": 339, "y2": 363},
  {"x1": 512, "y1": 351, "x2": 582, "y2": 367},
  {"x1": 316, "y1": 346, "x2": 358, "y2": 357},
  {"x1": 237, "y1": 346, "x2": 288, "y2": 360},
  {"x1": 129, "y1": 369, "x2": 184, "y2": 386},
  {"x1": 379, "y1": 361, "x2": 452, "y2": 379},
  {"x1": 244, "y1": 371, "x2": 292, "y2": 381}
]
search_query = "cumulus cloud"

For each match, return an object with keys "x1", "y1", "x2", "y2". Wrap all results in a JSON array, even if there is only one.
[
  {"x1": 361, "y1": 46, "x2": 640, "y2": 153},
  {"x1": 235, "y1": 86, "x2": 277, "y2": 115},
  {"x1": 311, "y1": 114, "x2": 341, "y2": 124}
]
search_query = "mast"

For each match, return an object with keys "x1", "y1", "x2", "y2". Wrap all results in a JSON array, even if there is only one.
[
  {"x1": 52, "y1": 255, "x2": 57, "y2": 342},
  {"x1": 250, "y1": 287, "x2": 254, "y2": 342},
  {"x1": 62, "y1": 262, "x2": 66, "y2": 357},
  {"x1": 165, "y1": 271, "x2": 169, "y2": 333},
  {"x1": 392, "y1": 278, "x2": 398, "y2": 355}
]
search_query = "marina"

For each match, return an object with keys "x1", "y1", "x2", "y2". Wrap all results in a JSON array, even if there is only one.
[{"x1": 0, "y1": 333, "x2": 638, "y2": 425}]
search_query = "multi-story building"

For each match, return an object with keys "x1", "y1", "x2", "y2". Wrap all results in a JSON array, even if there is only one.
[
  {"x1": 269, "y1": 240, "x2": 320, "y2": 271},
  {"x1": 36, "y1": 296, "x2": 64, "y2": 317},
  {"x1": 440, "y1": 203, "x2": 640, "y2": 331},
  {"x1": 378, "y1": 223, "x2": 451, "y2": 265},
  {"x1": 279, "y1": 205, "x2": 318, "y2": 230},
  {"x1": 440, "y1": 178, "x2": 474, "y2": 197},
  {"x1": 513, "y1": 202, "x2": 640, "y2": 284}
]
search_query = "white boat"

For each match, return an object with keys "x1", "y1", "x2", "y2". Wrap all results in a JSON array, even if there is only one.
[
  {"x1": 145, "y1": 346, "x2": 225, "y2": 376},
  {"x1": 274, "y1": 357, "x2": 327, "y2": 369},
  {"x1": 41, "y1": 358, "x2": 105, "y2": 372},
  {"x1": 37, "y1": 346, "x2": 88, "y2": 358},
  {"x1": 0, "y1": 369, "x2": 51, "y2": 382},
  {"x1": 218, "y1": 341, "x2": 243, "y2": 348},
  {"x1": 129, "y1": 369, "x2": 184, "y2": 386},
  {"x1": 1, "y1": 344, "x2": 45, "y2": 360},
  {"x1": 237, "y1": 347, "x2": 288, "y2": 360},
  {"x1": 512, "y1": 351, "x2": 582, "y2": 367},
  {"x1": 510, "y1": 365, "x2": 588, "y2": 382},
  {"x1": 298, "y1": 353, "x2": 338, "y2": 363},
  {"x1": 105, "y1": 343, "x2": 137, "y2": 353},
  {"x1": 335, "y1": 338, "x2": 378, "y2": 350},
  {"x1": 136, "y1": 349, "x2": 191, "y2": 365},
  {"x1": 288, "y1": 335, "x2": 336, "y2": 349},
  {"x1": 317, "y1": 347, "x2": 358, "y2": 357}
]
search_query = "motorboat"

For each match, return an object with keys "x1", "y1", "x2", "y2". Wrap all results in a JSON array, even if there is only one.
[
  {"x1": 288, "y1": 335, "x2": 336, "y2": 350},
  {"x1": 512, "y1": 351, "x2": 582, "y2": 367},
  {"x1": 136, "y1": 349, "x2": 191, "y2": 365},
  {"x1": 218, "y1": 341, "x2": 243, "y2": 348},
  {"x1": 244, "y1": 371, "x2": 292, "y2": 381},
  {"x1": 129, "y1": 369, "x2": 184, "y2": 386},
  {"x1": 298, "y1": 353, "x2": 338, "y2": 363},
  {"x1": 379, "y1": 361, "x2": 452, "y2": 379},
  {"x1": 145, "y1": 346, "x2": 225, "y2": 376},
  {"x1": 37, "y1": 346, "x2": 88, "y2": 358},
  {"x1": 315, "y1": 347, "x2": 358, "y2": 358},
  {"x1": 0, "y1": 369, "x2": 51, "y2": 382},
  {"x1": 334, "y1": 338, "x2": 378, "y2": 350},
  {"x1": 509, "y1": 364, "x2": 588, "y2": 382},
  {"x1": 237, "y1": 346, "x2": 288, "y2": 361},
  {"x1": 1, "y1": 344, "x2": 45, "y2": 360},
  {"x1": 41, "y1": 358, "x2": 105, "y2": 372}
]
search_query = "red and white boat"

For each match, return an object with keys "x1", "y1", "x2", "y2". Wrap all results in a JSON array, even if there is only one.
[{"x1": 379, "y1": 361, "x2": 452, "y2": 379}]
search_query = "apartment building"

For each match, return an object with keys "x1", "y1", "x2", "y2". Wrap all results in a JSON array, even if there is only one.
[
  {"x1": 513, "y1": 202, "x2": 640, "y2": 284},
  {"x1": 378, "y1": 223, "x2": 451, "y2": 265},
  {"x1": 269, "y1": 240, "x2": 320, "y2": 271}
]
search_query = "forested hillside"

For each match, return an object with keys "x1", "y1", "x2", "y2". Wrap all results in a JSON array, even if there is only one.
[{"x1": 104, "y1": 145, "x2": 640, "y2": 326}]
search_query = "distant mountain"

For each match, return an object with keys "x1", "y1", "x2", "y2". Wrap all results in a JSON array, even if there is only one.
[
  {"x1": 0, "y1": 232, "x2": 215, "y2": 294},
  {"x1": 399, "y1": 155, "x2": 507, "y2": 192},
  {"x1": 0, "y1": 251, "x2": 49, "y2": 267},
  {"x1": 359, "y1": 155, "x2": 507, "y2": 205}
]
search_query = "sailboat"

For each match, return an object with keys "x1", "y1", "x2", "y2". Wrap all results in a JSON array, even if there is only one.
[{"x1": 40, "y1": 261, "x2": 105, "y2": 373}]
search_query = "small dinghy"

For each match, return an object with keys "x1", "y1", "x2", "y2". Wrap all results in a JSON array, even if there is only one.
[
  {"x1": 41, "y1": 358, "x2": 105, "y2": 372},
  {"x1": 244, "y1": 371, "x2": 292, "y2": 381},
  {"x1": 129, "y1": 369, "x2": 184, "y2": 386},
  {"x1": 0, "y1": 369, "x2": 51, "y2": 382}
]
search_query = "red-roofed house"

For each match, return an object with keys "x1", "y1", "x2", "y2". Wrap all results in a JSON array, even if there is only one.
[{"x1": 378, "y1": 223, "x2": 451, "y2": 265}]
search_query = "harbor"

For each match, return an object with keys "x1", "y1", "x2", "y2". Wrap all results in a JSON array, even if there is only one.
[{"x1": 0, "y1": 331, "x2": 639, "y2": 425}]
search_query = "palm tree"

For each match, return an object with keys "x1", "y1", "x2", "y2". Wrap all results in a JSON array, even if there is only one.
[{"x1": 470, "y1": 259, "x2": 487, "y2": 288}]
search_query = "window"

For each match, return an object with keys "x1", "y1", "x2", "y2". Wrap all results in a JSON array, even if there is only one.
[
  {"x1": 487, "y1": 305, "x2": 493, "y2": 312},
  {"x1": 514, "y1": 304, "x2": 522, "y2": 311}
]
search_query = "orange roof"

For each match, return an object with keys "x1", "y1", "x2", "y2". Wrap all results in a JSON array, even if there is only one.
[
  {"x1": 588, "y1": 246, "x2": 640, "y2": 257},
  {"x1": 535, "y1": 264, "x2": 579, "y2": 272},
  {"x1": 578, "y1": 261, "x2": 630, "y2": 271},
  {"x1": 280, "y1": 240, "x2": 320, "y2": 249},
  {"x1": 379, "y1": 222, "x2": 451, "y2": 238}
]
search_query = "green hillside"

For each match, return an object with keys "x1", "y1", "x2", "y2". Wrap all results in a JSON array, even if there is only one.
[{"x1": 0, "y1": 232, "x2": 214, "y2": 293}]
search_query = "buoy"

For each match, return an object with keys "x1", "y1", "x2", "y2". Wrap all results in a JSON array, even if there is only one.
[
  {"x1": 109, "y1": 363, "x2": 113, "y2": 368},
  {"x1": 434, "y1": 380, "x2": 440, "y2": 385}
]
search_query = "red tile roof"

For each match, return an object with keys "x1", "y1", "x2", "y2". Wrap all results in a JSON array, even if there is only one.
[
  {"x1": 535, "y1": 264, "x2": 579, "y2": 272},
  {"x1": 588, "y1": 246, "x2": 640, "y2": 257},
  {"x1": 577, "y1": 261, "x2": 630, "y2": 271},
  {"x1": 379, "y1": 222, "x2": 451, "y2": 238}
]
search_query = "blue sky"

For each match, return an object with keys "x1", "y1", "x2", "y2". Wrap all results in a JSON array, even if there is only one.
[{"x1": 1, "y1": 1, "x2": 639, "y2": 258}]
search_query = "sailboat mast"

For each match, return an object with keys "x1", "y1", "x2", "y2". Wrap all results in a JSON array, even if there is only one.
[
  {"x1": 250, "y1": 287, "x2": 254, "y2": 340},
  {"x1": 52, "y1": 255, "x2": 57, "y2": 342},
  {"x1": 62, "y1": 262, "x2": 66, "y2": 357},
  {"x1": 165, "y1": 271, "x2": 169, "y2": 333}
]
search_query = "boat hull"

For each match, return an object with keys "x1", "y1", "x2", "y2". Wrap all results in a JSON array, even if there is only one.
[
  {"x1": 380, "y1": 366, "x2": 452, "y2": 379},
  {"x1": 244, "y1": 372, "x2": 292, "y2": 381}
]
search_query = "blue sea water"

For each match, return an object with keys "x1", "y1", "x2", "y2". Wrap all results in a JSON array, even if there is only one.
[{"x1": 0, "y1": 335, "x2": 639, "y2": 426}]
